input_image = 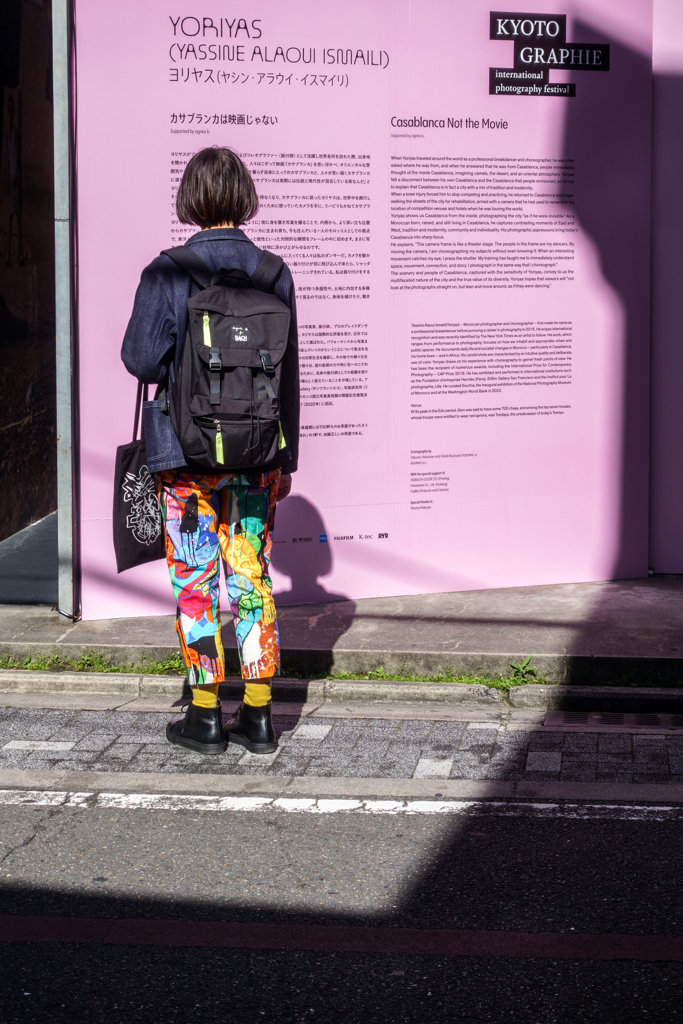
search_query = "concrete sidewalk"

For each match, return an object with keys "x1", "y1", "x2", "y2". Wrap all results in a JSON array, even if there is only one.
[
  {"x1": 2, "y1": 576, "x2": 683, "y2": 682},
  {"x1": 3, "y1": 693, "x2": 683, "y2": 803}
]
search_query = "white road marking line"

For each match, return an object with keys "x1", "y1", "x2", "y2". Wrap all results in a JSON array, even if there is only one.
[
  {"x1": 66, "y1": 792, "x2": 93, "y2": 807},
  {"x1": 86, "y1": 796, "x2": 683, "y2": 819},
  {"x1": 3, "y1": 740, "x2": 75, "y2": 751},
  {"x1": 97, "y1": 793, "x2": 273, "y2": 812},
  {"x1": 406, "y1": 800, "x2": 465, "y2": 813},
  {"x1": 364, "y1": 801, "x2": 406, "y2": 813},
  {"x1": 413, "y1": 757, "x2": 455, "y2": 779},
  {"x1": 316, "y1": 799, "x2": 364, "y2": 813},
  {"x1": 273, "y1": 798, "x2": 318, "y2": 811},
  {"x1": 0, "y1": 790, "x2": 68, "y2": 806},
  {"x1": 0, "y1": 789, "x2": 682, "y2": 819}
]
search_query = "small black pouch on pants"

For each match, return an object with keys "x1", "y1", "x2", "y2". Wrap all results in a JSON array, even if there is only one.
[{"x1": 112, "y1": 382, "x2": 166, "y2": 573}]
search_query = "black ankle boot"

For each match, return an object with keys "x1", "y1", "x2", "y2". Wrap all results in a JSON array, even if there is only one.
[
  {"x1": 226, "y1": 702, "x2": 277, "y2": 754},
  {"x1": 166, "y1": 702, "x2": 227, "y2": 755}
]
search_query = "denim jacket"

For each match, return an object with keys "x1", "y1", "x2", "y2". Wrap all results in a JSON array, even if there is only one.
[{"x1": 121, "y1": 227, "x2": 299, "y2": 474}]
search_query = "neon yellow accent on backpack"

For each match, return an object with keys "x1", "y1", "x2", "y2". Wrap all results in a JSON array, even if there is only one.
[
  {"x1": 215, "y1": 423, "x2": 224, "y2": 463},
  {"x1": 202, "y1": 312, "x2": 211, "y2": 347},
  {"x1": 278, "y1": 423, "x2": 287, "y2": 450}
]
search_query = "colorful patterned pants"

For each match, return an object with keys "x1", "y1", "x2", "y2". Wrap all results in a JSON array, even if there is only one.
[{"x1": 154, "y1": 469, "x2": 281, "y2": 685}]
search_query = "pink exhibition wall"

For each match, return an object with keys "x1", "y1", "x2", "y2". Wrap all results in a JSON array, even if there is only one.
[{"x1": 75, "y1": 0, "x2": 653, "y2": 620}]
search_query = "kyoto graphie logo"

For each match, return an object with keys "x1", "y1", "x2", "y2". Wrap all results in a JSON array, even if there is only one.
[
  {"x1": 122, "y1": 465, "x2": 163, "y2": 546},
  {"x1": 489, "y1": 12, "x2": 610, "y2": 97}
]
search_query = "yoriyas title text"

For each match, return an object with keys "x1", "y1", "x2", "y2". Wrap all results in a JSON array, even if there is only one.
[{"x1": 169, "y1": 15, "x2": 390, "y2": 67}]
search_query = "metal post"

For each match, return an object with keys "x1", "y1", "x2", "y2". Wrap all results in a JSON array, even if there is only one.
[{"x1": 52, "y1": 0, "x2": 76, "y2": 619}]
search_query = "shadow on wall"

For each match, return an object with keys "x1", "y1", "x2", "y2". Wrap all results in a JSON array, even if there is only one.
[
  {"x1": 271, "y1": 494, "x2": 356, "y2": 677},
  {"x1": 271, "y1": 495, "x2": 350, "y2": 607},
  {"x1": 563, "y1": 25, "x2": 655, "y2": 687},
  {"x1": 649, "y1": 71, "x2": 683, "y2": 572},
  {"x1": 562, "y1": 22, "x2": 652, "y2": 584}
]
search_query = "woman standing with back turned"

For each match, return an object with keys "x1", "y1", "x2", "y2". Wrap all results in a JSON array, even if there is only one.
[{"x1": 121, "y1": 147, "x2": 299, "y2": 757}]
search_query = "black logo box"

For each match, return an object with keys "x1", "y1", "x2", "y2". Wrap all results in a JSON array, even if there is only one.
[
  {"x1": 488, "y1": 67, "x2": 576, "y2": 96},
  {"x1": 489, "y1": 12, "x2": 609, "y2": 71},
  {"x1": 490, "y1": 11, "x2": 567, "y2": 41},
  {"x1": 512, "y1": 39, "x2": 609, "y2": 70}
]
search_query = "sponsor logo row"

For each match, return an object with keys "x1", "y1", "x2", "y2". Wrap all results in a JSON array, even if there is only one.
[{"x1": 278, "y1": 533, "x2": 389, "y2": 544}]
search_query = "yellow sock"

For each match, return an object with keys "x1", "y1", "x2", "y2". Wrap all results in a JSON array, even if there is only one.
[
  {"x1": 191, "y1": 683, "x2": 219, "y2": 708},
  {"x1": 244, "y1": 680, "x2": 272, "y2": 707}
]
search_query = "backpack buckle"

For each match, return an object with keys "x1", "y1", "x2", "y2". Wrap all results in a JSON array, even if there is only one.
[
  {"x1": 259, "y1": 349, "x2": 275, "y2": 376},
  {"x1": 209, "y1": 348, "x2": 222, "y2": 405}
]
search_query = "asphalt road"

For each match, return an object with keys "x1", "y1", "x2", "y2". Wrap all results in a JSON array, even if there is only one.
[{"x1": 2, "y1": 799, "x2": 683, "y2": 1022}]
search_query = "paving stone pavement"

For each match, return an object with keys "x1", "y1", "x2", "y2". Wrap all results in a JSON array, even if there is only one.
[{"x1": 2, "y1": 704, "x2": 683, "y2": 783}]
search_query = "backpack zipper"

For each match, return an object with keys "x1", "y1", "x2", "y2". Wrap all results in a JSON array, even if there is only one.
[
  {"x1": 202, "y1": 312, "x2": 211, "y2": 347},
  {"x1": 214, "y1": 420, "x2": 224, "y2": 464}
]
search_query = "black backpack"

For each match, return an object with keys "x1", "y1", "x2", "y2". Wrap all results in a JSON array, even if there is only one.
[{"x1": 160, "y1": 246, "x2": 291, "y2": 471}]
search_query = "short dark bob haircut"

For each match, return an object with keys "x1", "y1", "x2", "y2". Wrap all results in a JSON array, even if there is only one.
[{"x1": 176, "y1": 147, "x2": 259, "y2": 229}]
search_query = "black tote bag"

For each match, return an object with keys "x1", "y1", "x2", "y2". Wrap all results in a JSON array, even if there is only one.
[{"x1": 112, "y1": 383, "x2": 166, "y2": 573}]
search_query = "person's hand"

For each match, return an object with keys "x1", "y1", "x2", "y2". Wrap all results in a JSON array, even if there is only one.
[{"x1": 276, "y1": 473, "x2": 292, "y2": 503}]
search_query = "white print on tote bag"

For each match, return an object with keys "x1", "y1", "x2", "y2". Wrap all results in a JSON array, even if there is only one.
[{"x1": 122, "y1": 465, "x2": 162, "y2": 546}]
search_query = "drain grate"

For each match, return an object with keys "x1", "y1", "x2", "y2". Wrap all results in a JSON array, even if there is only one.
[{"x1": 544, "y1": 711, "x2": 683, "y2": 730}]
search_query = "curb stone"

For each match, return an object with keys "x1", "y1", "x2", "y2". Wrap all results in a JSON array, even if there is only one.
[
  {"x1": 509, "y1": 683, "x2": 683, "y2": 712},
  {"x1": 2, "y1": 768, "x2": 683, "y2": 805},
  {"x1": 0, "y1": 671, "x2": 504, "y2": 705},
  {"x1": 6, "y1": 638, "x2": 683, "y2": 685},
  {"x1": 3, "y1": 671, "x2": 683, "y2": 710}
]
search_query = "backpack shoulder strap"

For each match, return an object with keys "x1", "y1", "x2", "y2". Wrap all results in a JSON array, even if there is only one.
[
  {"x1": 250, "y1": 249, "x2": 284, "y2": 293},
  {"x1": 160, "y1": 246, "x2": 212, "y2": 289}
]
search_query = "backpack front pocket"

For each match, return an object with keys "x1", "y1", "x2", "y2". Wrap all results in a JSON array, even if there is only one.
[{"x1": 195, "y1": 413, "x2": 279, "y2": 470}]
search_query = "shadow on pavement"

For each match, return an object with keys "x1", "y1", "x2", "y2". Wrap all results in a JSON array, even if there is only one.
[{"x1": 0, "y1": 805, "x2": 682, "y2": 1022}]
